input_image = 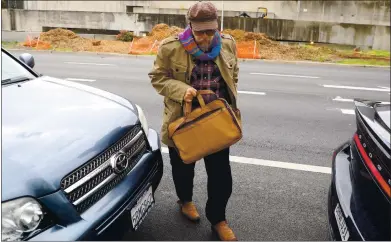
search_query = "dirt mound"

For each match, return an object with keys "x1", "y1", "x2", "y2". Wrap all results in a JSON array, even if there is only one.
[
  {"x1": 89, "y1": 40, "x2": 130, "y2": 54},
  {"x1": 24, "y1": 26, "x2": 345, "y2": 61},
  {"x1": 149, "y1": 23, "x2": 184, "y2": 41},
  {"x1": 221, "y1": 27, "x2": 336, "y2": 60},
  {"x1": 222, "y1": 29, "x2": 274, "y2": 46},
  {"x1": 33, "y1": 28, "x2": 131, "y2": 53},
  {"x1": 38, "y1": 28, "x2": 93, "y2": 51},
  {"x1": 40, "y1": 28, "x2": 79, "y2": 42},
  {"x1": 257, "y1": 44, "x2": 335, "y2": 61},
  {"x1": 222, "y1": 29, "x2": 246, "y2": 41}
]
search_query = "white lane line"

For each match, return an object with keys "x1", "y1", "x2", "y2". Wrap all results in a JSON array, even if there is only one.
[
  {"x1": 333, "y1": 96, "x2": 354, "y2": 102},
  {"x1": 378, "y1": 86, "x2": 390, "y2": 89},
  {"x1": 66, "y1": 78, "x2": 96, "y2": 82},
  {"x1": 323, "y1": 84, "x2": 390, "y2": 92},
  {"x1": 333, "y1": 96, "x2": 390, "y2": 104},
  {"x1": 64, "y1": 62, "x2": 116, "y2": 66},
  {"x1": 340, "y1": 109, "x2": 355, "y2": 115},
  {"x1": 250, "y1": 72, "x2": 320, "y2": 79},
  {"x1": 238, "y1": 91, "x2": 266, "y2": 95},
  {"x1": 160, "y1": 147, "x2": 331, "y2": 174}
]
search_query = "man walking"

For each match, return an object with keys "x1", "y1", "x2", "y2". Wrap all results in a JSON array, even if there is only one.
[{"x1": 149, "y1": 1, "x2": 240, "y2": 241}]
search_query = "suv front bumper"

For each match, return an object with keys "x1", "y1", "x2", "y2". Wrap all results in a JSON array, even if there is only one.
[{"x1": 30, "y1": 128, "x2": 163, "y2": 241}]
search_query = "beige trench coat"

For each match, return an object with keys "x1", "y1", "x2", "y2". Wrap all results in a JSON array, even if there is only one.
[{"x1": 148, "y1": 34, "x2": 240, "y2": 147}]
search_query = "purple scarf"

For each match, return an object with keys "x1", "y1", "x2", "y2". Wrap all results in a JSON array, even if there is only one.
[{"x1": 178, "y1": 25, "x2": 222, "y2": 61}]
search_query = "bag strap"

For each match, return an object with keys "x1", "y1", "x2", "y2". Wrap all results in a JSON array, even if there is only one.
[
  {"x1": 183, "y1": 90, "x2": 216, "y2": 116},
  {"x1": 198, "y1": 90, "x2": 215, "y2": 95},
  {"x1": 170, "y1": 90, "x2": 218, "y2": 138},
  {"x1": 168, "y1": 117, "x2": 185, "y2": 138}
]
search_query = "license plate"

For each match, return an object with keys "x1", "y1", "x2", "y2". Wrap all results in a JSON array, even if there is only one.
[
  {"x1": 334, "y1": 203, "x2": 350, "y2": 241},
  {"x1": 130, "y1": 185, "x2": 154, "y2": 230}
]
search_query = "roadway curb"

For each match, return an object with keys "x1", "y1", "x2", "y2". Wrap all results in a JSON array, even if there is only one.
[
  {"x1": 6, "y1": 48, "x2": 155, "y2": 59},
  {"x1": 239, "y1": 58, "x2": 391, "y2": 68},
  {"x1": 6, "y1": 48, "x2": 390, "y2": 68}
]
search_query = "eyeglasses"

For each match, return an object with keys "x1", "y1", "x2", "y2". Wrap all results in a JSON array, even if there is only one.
[{"x1": 193, "y1": 29, "x2": 216, "y2": 36}]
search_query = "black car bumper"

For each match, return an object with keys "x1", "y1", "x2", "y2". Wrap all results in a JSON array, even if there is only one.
[{"x1": 328, "y1": 142, "x2": 364, "y2": 241}]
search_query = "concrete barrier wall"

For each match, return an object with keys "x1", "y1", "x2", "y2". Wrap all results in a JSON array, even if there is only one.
[
  {"x1": 1, "y1": 9, "x2": 149, "y2": 34},
  {"x1": 1, "y1": 31, "x2": 117, "y2": 42},
  {"x1": 24, "y1": 0, "x2": 390, "y2": 26},
  {"x1": 140, "y1": 13, "x2": 390, "y2": 50},
  {"x1": 373, "y1": 25, "x2": 391, "y2": 50},
  {"x1": 2, "y1": 9, "x2": 389, "y2": 50},
  {"x1": 1, "y1": 9, "x2": 12, "y2": 30},
  {"x1": 236, "y1": 18, "x2": 390, "y2": 50},
  {"x1": 24, "y1": 0, "x2": 150, "y2": 13}
]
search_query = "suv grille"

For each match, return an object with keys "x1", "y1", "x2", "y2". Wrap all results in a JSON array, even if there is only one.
[{"x1": 61, "y1": 125, "x2": 148, "y2": 213}]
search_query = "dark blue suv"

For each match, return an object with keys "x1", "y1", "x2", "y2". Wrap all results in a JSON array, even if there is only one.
[{"x1": 1, "y1": 48, "x2": 163, "y2": 241}]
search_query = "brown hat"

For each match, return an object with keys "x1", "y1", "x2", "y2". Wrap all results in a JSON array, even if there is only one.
[{"x1": 187, "y1": 1, "x2": 218, "y2": 31}]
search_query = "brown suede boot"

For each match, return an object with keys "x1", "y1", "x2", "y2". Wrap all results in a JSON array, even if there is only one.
[
  {"x1": 177, "y1": 200, "x2": 200, "y2": 222},
  {"x1": 212, "y1": 221, "x2": 238, "y2": 241}
]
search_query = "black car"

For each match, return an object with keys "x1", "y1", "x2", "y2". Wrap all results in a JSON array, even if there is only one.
[
  {"x1": 328, "y1": 99, "x2": 390, "y2": 241},
  {"x1": 1, "y1": 48, "x2": 163, "y2": 240}
]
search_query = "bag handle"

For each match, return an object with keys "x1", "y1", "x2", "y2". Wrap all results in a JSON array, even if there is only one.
[
  {"x1": 169, "y1": 90, "x2": 217, "y2": 139},
  {"x1": 183, "y1": 90, "x2": 216, "y2": 117}
]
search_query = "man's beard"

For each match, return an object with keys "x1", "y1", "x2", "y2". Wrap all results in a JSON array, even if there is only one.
[
  {"x1": 199, "y1": 43, "x2": 210, "y2": 52},
  {"x1": 195, "y1": 36, "x2": 213, "y2": 52}
]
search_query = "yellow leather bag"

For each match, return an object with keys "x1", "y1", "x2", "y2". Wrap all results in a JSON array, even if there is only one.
[{"x1": 168, "y1": 90, "x2": 242, "y2": 164}]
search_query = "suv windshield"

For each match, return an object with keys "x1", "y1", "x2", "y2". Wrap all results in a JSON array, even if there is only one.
[{"x1": 2, "y1": 51, "x2": 36, "y2": 84}]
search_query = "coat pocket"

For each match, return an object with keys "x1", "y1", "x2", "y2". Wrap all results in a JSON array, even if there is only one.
[
  {"x1": 162, "y1": 98, "x2": 182, "y2": 140},
  {"x1": 221, "y1": 50, "x2": 236, "y2": 76},
  {"x1": 171, "y1": 62, "x2": 188, "y2": 82},
  {"x1": 164, "y1": 97, "x2": 182, "y2": 118}
]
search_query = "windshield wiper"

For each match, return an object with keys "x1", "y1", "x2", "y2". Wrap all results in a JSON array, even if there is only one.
[{"x1": 1, "y1": 76, "x2": 33, "y2": 85}]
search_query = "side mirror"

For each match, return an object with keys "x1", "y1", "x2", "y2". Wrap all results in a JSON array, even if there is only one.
[{"x1": 19, "y1": 53, "x2": 35, "y2": 69}]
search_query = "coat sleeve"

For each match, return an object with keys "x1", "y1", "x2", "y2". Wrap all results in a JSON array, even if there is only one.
[
  {"x1": 148, "y1": 43, "x2": 191, "y2": 106},
  {"x1": 232, "y1": 40, "x2": 239, "y2": 84}
]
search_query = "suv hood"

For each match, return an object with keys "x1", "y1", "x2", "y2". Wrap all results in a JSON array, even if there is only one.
[{"x1": 2, "y1": 76, "x2": 139, "y2": 201}]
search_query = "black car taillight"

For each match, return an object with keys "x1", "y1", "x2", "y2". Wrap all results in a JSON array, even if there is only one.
[{"x1": 354, "y1": 133, "x2": 391, "y2": 198}]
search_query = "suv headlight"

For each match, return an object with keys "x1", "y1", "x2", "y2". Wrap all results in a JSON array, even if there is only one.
[
  {"x1": 135, "y1": 104, "x2": 149, "y2": 136},
  {"x1": 2, "y1": 197, "x2": 45, "y2": 241}
]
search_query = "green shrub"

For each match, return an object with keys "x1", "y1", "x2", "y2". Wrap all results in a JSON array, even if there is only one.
[{"x1": 116, "y1": 30, "x2": 134, "y2": 42}]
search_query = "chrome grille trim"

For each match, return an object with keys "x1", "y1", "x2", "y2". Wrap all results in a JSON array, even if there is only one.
[
  {"x1": 65, "y1": 162, "x2": 111, "y2": 194},
  {"x1": 64, "y1": 130, "x2": 143, "y2": 194},
  {"x1": 122, "y1": 131, "x2": 143, "y2": 155},
  {"x1": 60, "y1": 125, "x2": 151, "y2": 214},
  {"x1": 60, "y1": 125, "x2": 142, "y2": 190},
  {"x1": 73, "y1": 138, "x2": 147, "y2": 206},
  {"x1": 74, "y1": 143, "x2": 147, "y2": 213},
  {"x1": 74, "y1": 173, "x2": 117, "y2": 205},
  {"x1": 125, "y1": 137, "x2": 147, "y2": 162}
]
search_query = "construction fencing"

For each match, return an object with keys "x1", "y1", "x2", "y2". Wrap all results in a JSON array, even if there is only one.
[
  {"x1": 23, "y1": 35, "x2": 262, "y2": 59},
  {"x1": 128, "y1": 37, "x2": 261, "y2": 59}
]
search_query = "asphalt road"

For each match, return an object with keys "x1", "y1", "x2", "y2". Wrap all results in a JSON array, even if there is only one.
[{"x1": 8, "y1": 50, "x2": 391, "y2": 241}]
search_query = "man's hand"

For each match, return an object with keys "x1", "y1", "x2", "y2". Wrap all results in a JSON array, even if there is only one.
[{"x1": 184, "y1": 87, "x2": 197, "y2": 103}]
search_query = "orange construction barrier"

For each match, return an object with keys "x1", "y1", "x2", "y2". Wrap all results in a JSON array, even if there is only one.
[
  {"x1": 127, "y1": 35, "x2": 261, "y2": 59},
  {"x1": 129, "y1": 38, "x2": 158, "y2": 55},
  {"x1": 23, "y1": 35, "x2": 52, "y2": 50},
  {"x1": 236, "y1": 40, "x2": 261, "y2": 59}
]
